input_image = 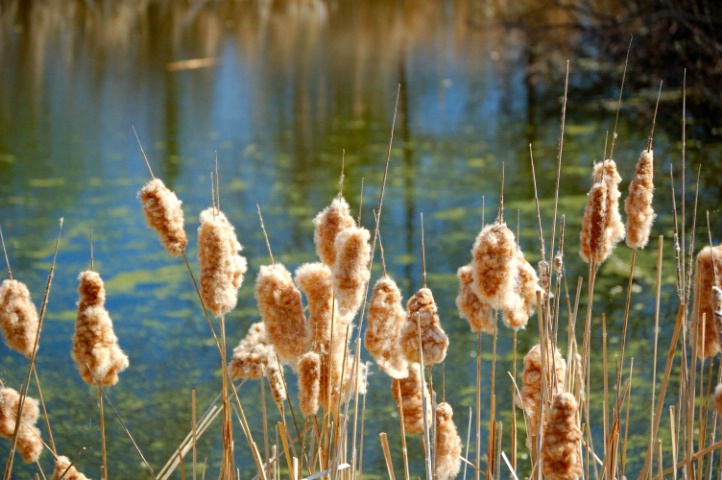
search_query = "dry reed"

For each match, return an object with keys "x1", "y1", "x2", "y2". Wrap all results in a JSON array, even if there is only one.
[
  {"x1": 332, "y1": 226, "x2": 371, "y2": 319},
  {"x1": 471, "y1": 222, "x2": 518, "y2": 310},
  {"x1": 624, "y1": 150, "x2": 655, "y2": 249},
  {"x1": 391, "y1": 363, "x2": 430, "y2": 435},
  {"x1": 0, "y1": 387, "x2": 43, "y2": 463},
  {"x1": 455, "y1": 265, "x2": 495, "y2": 334},
  {"x1": 72, "y1": 271, "x2": 129, "y2": 386},
  {"x1": 690, "y1": 245, "x2": 722, "y2": 358},
  {"x1": 434, "y1": 402, "x2": 462, "y2": 480},
  {"x1": 197, "y1": 208, "x2": 248, "y2": 317},
  {"x1": 313, "y1": 196, "x2": 356, "y2": 266},
  {"x1": 138, "y1": 178, "x2": 187, "y2": 256},
  {"x1": 399, "y1": 288, "x2": 448, "y2": 365},
  {"x1": 0, "y1": 279, "x2": 39, "y2": 357},
  {"x1": 365, "y1": 277, "x2": 409, "y2": 379},
  {"x1": 255, "y1": 263, "x2": 309, "y2": 366},
  {"x1": 541, "y1": 392, "x2": 582, "y2": 480},
  {"x1": 51, "y1": 455, "x2": 91, "y2": 480}
]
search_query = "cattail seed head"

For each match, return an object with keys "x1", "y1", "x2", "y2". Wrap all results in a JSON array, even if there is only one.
[
  {"x1": 138, "y1": 178, "x2": 187, "y2": 256},
  {"x1": 267, "y1": 363, "x2": 287, "y2": 405},
  {"x1": 16, "y1": 425, "x2": 42, "y2": 463},
  {"x1": 456, "y1": 265, "x2": 495, "y2": 334},
  {"x1": 624, "y1": 150, "x2": 655, "y2": 249},
  {"x1": 229, "y1": 322, "x2": 273, "y2": 380},
  {"x1": 391, "y1": 363, "x2": 430, "y2": 435},
  {"x1": 256, "y1": 263, "x2": 309, "y2": 366},
  {"x1": 503, "y1": 249, "x2": 540, "y2": 331},
  {"x1": 52, "y1": 455, "x2": 91, "y2": 480},
  {"x1": 295, "y1": 262, "x2": 336, "y2": 348},
  {"x1": 72, "y1": 271, "x2": 129, "y2": 386},
  {"x1": 399, "y1": 288, "x2": 449, "y2": 365},
  {"x1": 541, "y1": 393, "x2": 582, "y2": 480},
  {"x1": 580, "y1": 182, "x2": 609, "y2": 264},
  {"x1": 471, "y1": 222, "x2": 518, "y2": 310},
  {"x1": 366, "y1": 277, "x2": 409, "y2": 379},
  {"x1": 435, "y1": 402, "x2": 462, "y2": 480},
  {"x1": 298, "y1": 351, "x2": 321, "y2": 417},
  {"x1": 198, "y1": 208, "x2": 247, "y2": 317},
  {"x1": 691, "y1": 246, "x2": 722, "y2": 359},
  {"x1": 0, "y1": 279, "x2": 39, "y2": 357},
  {"x1": 0, "y1": 387, "x2": 43, "y2": 463},
  {"x1": 313, "y1": 196, "x2": 356, "y2": 266},
  {"x1": 332, "y1": 226, "x2": 371, "y2": 320}
]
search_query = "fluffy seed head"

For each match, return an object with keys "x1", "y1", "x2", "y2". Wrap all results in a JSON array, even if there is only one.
[
  {"x1": 0, "y1": 387, "x2": 40, "y2": 438},
  {"x1": 298, "y1": 352, "x2": 321, "y2": 417},
  {"x1": 229, "y1": 322, "x2": 273, "y2": 380},
  {"x1": 16, "y1": 424, "x2": 43, "y2": 463},
  {"x1": 541, "y1": 393, "x2": 582, "y2": 480},
  {"x1": 391, "y1": 363, "x2": 431, "y2": 435},
  {"x1": 295, "y1": 262, "x2": 336, "y2": 347},
  {"x1": 52, "y1": 455, "x2": 91, "y2": 480},
  {"x1": 502, "y1": 249, "x2": 541, "y2": 331},
  {"x1": 399, "y1": 288, "x2": 449, "y2": 365},
  {"x1": 435, "y1": 402, "x2": 462, "y2": 480},
  {"x1": 256, "y1": 263, "x2": 309, "y2": 366},
  {"x1": 0, "y1": 279, "x2": 39, "y2": 357},
  {"x1": 691, "y1": 246, "x2": 722, "y2": 359},
  {"x1": 313, "y1": 196, "x2": 356, "y2": 266},
  {"x1": 267, "y1": 362, "x2": 287, "y2": 405},
  {"x1": 624, "y1": 150, "x2": 655, "y2": 248},
  {"x1": 471, "y1": 222, "x2": 518, "y2": 310},
  {"x1": 72, "y1": 271, "x2": 129, "y2": 386},
  {"x1": 580, "y1": 182, "x2": 609, "y2": 264},
  {"x1": 365, "y1": 277, "x2": 409, "y2": 379},
  {"x1": 456, "y1": 265, "x2": 495, "y2": 334},
  {"x1": 198, "y1": 208, "x2": 247, "y2": 317},
  {"x1": 332, "y1": 226, "x2": 371, "y2": 320},
  {"x1": 138, "y1": 178, "x2": 187, "y2": 256}
]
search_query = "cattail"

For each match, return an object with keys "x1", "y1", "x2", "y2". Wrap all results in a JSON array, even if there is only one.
[
  {"x1": 456, "y1": 265, "x2": 495, "y2": 334},
  {"x1": 471, "y1": 222, "x2": 518, "y2": 310},
  {"x1": 541, "y1": 393, "x2": 582, "y2": 480},
  {"x1": 72, "y1": 271, "x2": 129, "y2": 386},
  {"x1": 713, "y1": 383, "x2": 722, "y2": 416},
  {"x1": 435, "y1": 402, "x2": 462, "y2": 480},
  {"x1": 624, "y1": 150, "x2": 655, "y2": 248},
  {"x1": 579, "y1": 182, "x2": 609, "y2": 264},
  {"x1": 520, "y1": 343, "x2": 566, "y2": 448},
  {"x1": 298, "y1": 352, "x2": 321, "y2": 417},
  {"x1": 365, "y1": 277, "x2": 409, "y2": 379},
  {"x1": 0, "y1": 387, "x2": 43, "y2": 463},
  {"x1": 267, "y1": 362, "x2": 287, "y2": 405},
  {"x1": 399, "y1": 288, "x2": 448, "y2": 365},
  {"x1": 593, "y1": 160, "x2": 625, "y2": 246},
  {"x1": 0, "y1": 279, "x2": 39, "y2": 357},
  {"x1": 138, "y1": 178, "x2": 187, "y2": 256},
  {"x1": 52, "y1": 455, "x2": 92, "y2": 480},
  {"x1": 313, "y1": 196, "x2": 356, "y2": 266},
  {"x1": 256, "y1": 264, "x2": 309, "y2": 366},
  {"x1": 229, "y1": 322, "x2": 273, "y2": 380},
  {"x1": 391, "y1": 363, "x2": 430, "y2": 435},
  {"x1": 198, "y1": 208, "x2": 247, "y2": 317},
  {"x1": 332, "y1": 226, "x2": 371, "y2": 319},
  {"x1": 502, "y1": 249, "x2": 541, "y2": 330},
  {"x1": 691, "y1": 246, "x2": 722, "y2": 358},
  {"x1": 295, "y1": 262, "x2": 336, "y2": 347}
]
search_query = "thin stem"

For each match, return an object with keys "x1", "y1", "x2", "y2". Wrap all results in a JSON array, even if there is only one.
[
  {"x1": 421, "y1": 212, "x2": 427, "y2": 289},
  {"x1": 215, "y1": 152, "x2": 220, "y2": 213},
  {"x1": 98, "y1": 384, "x2": 108, "y2": 480},
  {"x1": 648, "y1": 80, "x2": 663, "y2": 152},
  {"x1": 54, "y1": 447, "x2": 87, "y2": 480},
  {"x1": 608, "y1": 35, "x2": 632, "y2": 161},
  {"x1": 529, "y1": 144, "x2": 546, "y2": 262},
  {"x1": 257, "y1": 205, "x2": 275, "y2": 264},
  {"x1": 498, "y1": 163, "x2": 505, "y2": 223},
  {"x1": 0, "y1": 224, "x2": 12, "y2": 279},
  {"x1": 549, "y1": 60, "x2": 569, "y2": 272},
  {"x1": 132, "y1": 126, "x2": 155, "y2": 179},
  {"x1": 338, "y1": 149, "x2": 345, "y2": 197},
  {"x1": 31, "y1": 365, "x2": 55, "y2": 455},
  {"x1": 358, "y1": 177, "x2": 364, "y2": 224}
]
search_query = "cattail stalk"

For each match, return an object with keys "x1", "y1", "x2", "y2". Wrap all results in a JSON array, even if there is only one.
[
  {"x1": 365, "y1": 277, "x2": 409, "y2": 379},
  {"x1": 399, "y1": 288, "x2": 448, "y2": 365},
  {"x1": 138, "y1": 178, "x2": 187, "y2": 256}
]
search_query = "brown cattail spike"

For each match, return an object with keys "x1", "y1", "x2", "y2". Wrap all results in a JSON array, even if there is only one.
[
  {"x1": 197, "y1": 208, "x2": 248, "y2": 317},
  {"x1": 0, "y1": 279, "x2": 39, "y2": 357},
  {"x1": 138, "y1": 178, "x2": 187, "y2": 256},
  {"x1": 399, "y1": 288, "x2": 449, "y2": 365},
  {"x1": 691, "y1": 246, "x2": 722, "y2": 358},
  {"x1": 391, "y1": 363, "x2": 430, "y2": 435},
  {"x1": 298, "y1": 352, "x2": 321, "y2": 417},
  {"x1": 541, "y1": 393, "x2": 583, "y2": 480},
  {"x1": 365, "y1": 277, "x2": 409, "y2": 379},
  {"x1": 624, "y1": 150, "x2": 655, "y2": 249},
  {"x1": 72, "y1": 271, "x2": 129, "y2": 386},
  {"x1": 456, "y1": 265, "x2": 495, "y2": 333},
  {"x1": 471, "y1": 222, "x2": 518, "y2": 310},
  {"x1": 580, "y1": 182, "x2": 608, "y2": 264},
  {"x1": 435, "y1": 402, "x2": 462, "y2": 480},
  {"x1": 256, "y1": 263, "x2": 309, "y2": 366},
  {"x1": 229, "y1": 322, "x2": 275, "y2": 380},
  {"x1": 0, "y1": 387, "x2": 43, "y2": 463},
  {"x1": 332, "y1": 226, "x2": 371, "y2": 320},
  {"x1": 52, "y1": 455, "x2": 92, "y2": 480},
  {"x1": 593, "y1": 160, "x2": 625, "y2": 246},
  {"x1": 503, "y1": 249, "x2": 541, "y2": 330},
  {"x1": 295, "y1": 262, "x2": 336, "y2": 348},
  {"x1": 313, "y1": 196, "x2": 356, "y2": 266}
]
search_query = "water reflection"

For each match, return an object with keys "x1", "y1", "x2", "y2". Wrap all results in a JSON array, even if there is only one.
[{"x1": 0, "y1": 0, "x2": 718, "y2": 478}]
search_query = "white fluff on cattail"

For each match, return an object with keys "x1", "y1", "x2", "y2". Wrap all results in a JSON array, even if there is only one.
[
  {"x1": 435, "y1": 402, "x2": 462, "y2": 480},
  {"x1": 456, "y1": 265, "x2": 495, "y2": 333},
  {"x1": 0, "y1": 387, "x2": 43, "y2": 463},
  {"x1": 399, "y1": 288, "x2": 448, "y2": 365},
  {"x1": 138, "y1": 178, "x2": 187, "y2": 256},
  {"x1": 52, "y1": 455, "x2": 92, "y2": 480},
  {"x1": 624, "y1": 150, "x2": 655, "y2": 249},
  {"x1": 313, "y1": 196, "x2": 356, "y2": 266},
  {"x1": 391, "y1": 362, "x2": 430, "y2": 435},
  {"x1": 471, "y1": 222, "x2": 518, "y2": 310},
  {"x1": 365, "y1": 277, "x2": 409, "y2": 379},
  {"x1": 0, "y1": 279, "x2": 39, "y2": 357},
  {"x1": 332, "y1": 226, "x2": 371, "y2": 320}
]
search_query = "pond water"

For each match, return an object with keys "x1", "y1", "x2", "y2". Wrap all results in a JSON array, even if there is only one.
[{"x1": 0, "y1": 1, "x2": 720, "y2": 478}]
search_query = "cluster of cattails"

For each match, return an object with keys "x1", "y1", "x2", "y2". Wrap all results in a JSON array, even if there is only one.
[
  {"x1": 399, "y1": 287, "x2": 448, "y2": 365},
  {"x1": 520, "y1": 343, "x2": 567, "y2": 448},
  {"x1": 51, "y1": 456, "x2": 91, "y2": 480},
  {"x1": 72, "y1": 270, "x2": 129, "y2": 386},
  {"x1": 198, "y1": 208, "x2": 248, "y2": 317},
  {"x1": 691, "y1": 245, "x2": 722, "y2": 358},
  {"x1": 0, "y1": 387, "x2": 43, "y2": 463},
  {"x1": 580, "y1": 160, "x2": 625, "y2": 264},
  {"x1": 138, "y1": 178, "x2": 187, "y2": 257},
  {"x1": 541, "y1": 393, "x2": 582, "y2": 480},
  {"x1": 435, "y1": 402, "x2": 462, "y2": 480},
  {"x1": 0, "y1": 279, "x2": 39, "y2": 357}
]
